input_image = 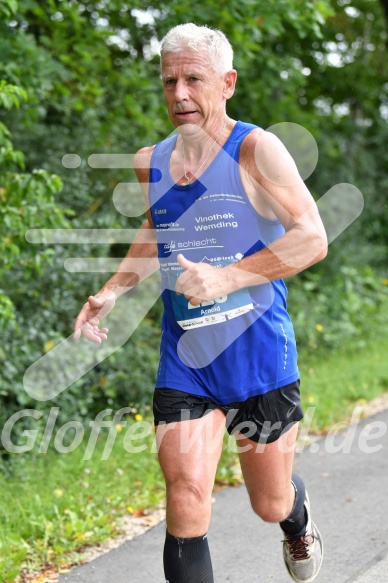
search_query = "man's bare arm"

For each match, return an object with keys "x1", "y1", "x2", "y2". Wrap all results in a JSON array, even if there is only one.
[
  {"x1": 99, "y1": 219, "x2": 159, "y2": 297},
  {"x1": 176, "y1": 130, "x2": 328, "y2": 305},
  {"x1": 73, "y1": 219, "x2": 159, "y2": 342},
  {"x1": 74, "y1": 146, "x2": 158, "y2": 341}
]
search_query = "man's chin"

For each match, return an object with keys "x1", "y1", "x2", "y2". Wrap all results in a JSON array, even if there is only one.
[{"x1": 175, "y1": 122, "x2": 208, "y2": 139}]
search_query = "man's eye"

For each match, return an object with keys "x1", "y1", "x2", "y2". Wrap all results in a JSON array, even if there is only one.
[
  {"x1": 189, "y1": 77, "x2": 199, "y2": 82},
  {"x1": 165, "y1": 79, "x2": 176, "y2": 86}
]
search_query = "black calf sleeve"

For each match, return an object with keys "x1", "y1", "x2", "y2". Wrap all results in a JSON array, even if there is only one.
[
  {"x1": 163, "y1": 530, "x2": 214, "y2": 583},
  {"x1": 279, "y1": 473, "x2": 307, "y2": 536}
]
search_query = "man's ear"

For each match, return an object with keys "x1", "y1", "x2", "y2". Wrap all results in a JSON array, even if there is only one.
[{"x1": 223, "y1": 69, "x2": 237, "y2": 100}]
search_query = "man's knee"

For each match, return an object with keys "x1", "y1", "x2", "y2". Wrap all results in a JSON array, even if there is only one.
[
  {"x1": 167, "y1": 478, "x2": 210, "y2": 509},
  {"x1": 249, "y1": 493, "x2": 292, "y2": 523}
]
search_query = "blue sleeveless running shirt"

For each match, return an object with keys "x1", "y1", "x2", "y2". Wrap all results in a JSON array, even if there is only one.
[{"x1": 148, "y1": 121, "x2": 299, "y2": 405}]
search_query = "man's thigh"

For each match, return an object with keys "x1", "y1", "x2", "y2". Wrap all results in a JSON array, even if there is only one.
[
  {"x1": 154, "y1": 404, "x2": 226, "y2": 536},
  {"x1": 237, "y1": 422, "x2": 299, "y2": 500},
  {"x1": 154, "y1": 389, "x2": 226, "y2": 486}
]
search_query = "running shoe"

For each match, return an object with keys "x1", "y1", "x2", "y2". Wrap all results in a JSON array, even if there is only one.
[{"x1": 282, "y1": 492, "x2": 323, "y2": 582}]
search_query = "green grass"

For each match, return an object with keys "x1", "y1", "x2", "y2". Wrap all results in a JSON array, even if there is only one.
[
  {"x1": 1, "y1": 335, "x2": 388, "y2": 581},
  {"x1": 0, "y1": 416, "x2": 239, "y2": 582},
  {"x1": 299, "y1": 335, "x2": 388, "y2": 430},
  {"x1": 0, "y1": 428, "x2": 166, "y2": 581}
]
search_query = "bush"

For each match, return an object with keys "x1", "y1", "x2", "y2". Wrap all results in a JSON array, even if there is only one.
[{"x1": 287, "y1": 266, "x2": 388, "y2": 352}]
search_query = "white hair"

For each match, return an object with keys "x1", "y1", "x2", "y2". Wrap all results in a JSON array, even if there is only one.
[{"x1": 160, "y1": 23, "x2": 234, "y2": 76}]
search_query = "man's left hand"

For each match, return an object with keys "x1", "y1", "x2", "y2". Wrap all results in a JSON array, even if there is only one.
[{"x1": 175, "y1": 254, "x2": 231, "y2": 306}]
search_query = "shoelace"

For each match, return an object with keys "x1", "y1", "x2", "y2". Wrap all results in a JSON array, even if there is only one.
[{"x1": 283, "y1": 533, "x2": 314, "y2": 561}]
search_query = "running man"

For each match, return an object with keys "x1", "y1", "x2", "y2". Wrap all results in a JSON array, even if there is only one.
[{"x1": 74, "y1": 23, "x2": 327, "y2": 583}]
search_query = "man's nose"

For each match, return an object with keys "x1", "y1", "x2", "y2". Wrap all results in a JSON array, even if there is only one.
[{"x1": 174, "y1": 79, "x2": 189, "y2": 102}]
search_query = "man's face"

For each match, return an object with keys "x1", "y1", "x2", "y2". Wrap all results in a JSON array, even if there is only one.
[{"x1": 161, "y1": 49, "x2": 235, "y2": 132}]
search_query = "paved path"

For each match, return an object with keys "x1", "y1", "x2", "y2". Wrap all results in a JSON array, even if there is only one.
[{"x1": 59, "y1": 408, "x2": 388, "y2": 583}]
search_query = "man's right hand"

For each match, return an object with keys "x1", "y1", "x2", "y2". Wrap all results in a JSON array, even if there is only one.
[{"x1": 74, "y1": 292, "x2": 116, "y2": 343}]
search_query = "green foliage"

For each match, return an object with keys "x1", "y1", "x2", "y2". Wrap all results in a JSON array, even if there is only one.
[
  {"x1": 300, "y1": 0, "x2": 388, "y2": 262},
  {"x1": 0, "y1": 80, "x2": 27, "y2": 110},
  {"x1": 288, "y1": 266, "x2": 388, "y2": 352},
  {"x1": 0, "y1": 80, "x2": 27, "y2": 172},
  {"x1": 0, "y1": 79, "x2": 71, "y2": 351},
  {"x1": 0, "y1": 0, "x2": 18, "y2": 18}
]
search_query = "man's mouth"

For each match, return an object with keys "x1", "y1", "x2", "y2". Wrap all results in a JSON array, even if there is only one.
[{"x1": 175, "y1": 111, "x2": 197, "y2": 117}]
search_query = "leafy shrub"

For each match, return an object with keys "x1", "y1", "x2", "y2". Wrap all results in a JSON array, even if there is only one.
[{"x1": 287, "y1": 266, "x2": 388, "y2": 352}]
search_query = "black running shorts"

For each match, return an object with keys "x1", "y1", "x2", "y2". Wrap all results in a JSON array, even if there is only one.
[{"x1": 153, "y1": 380, "x2": 304, "y2": 444}]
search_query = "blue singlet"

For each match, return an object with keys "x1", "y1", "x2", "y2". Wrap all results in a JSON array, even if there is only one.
[{"x1": 148, "y1": 121, "x2": 299, "y2": 405}]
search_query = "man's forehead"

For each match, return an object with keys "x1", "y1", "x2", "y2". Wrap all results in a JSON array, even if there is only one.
[
  {"x1": 161, "y1": 68, "x2": 205, "y2": 79},
  {"x1": 161, "y1": 50, "x2": 213, "y2": 72}
]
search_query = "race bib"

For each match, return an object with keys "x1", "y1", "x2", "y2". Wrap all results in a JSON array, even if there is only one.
[
  {"x1": 173, "y1": 290, "x2": 254, "y2": 330},
  {"x1": 167, "y1": 264, "x2": 254, "y2": 330}
]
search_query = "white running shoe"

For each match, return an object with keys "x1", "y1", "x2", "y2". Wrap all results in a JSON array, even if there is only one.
[{"x1": 282, "y1": 492, "x2": 323, "y2": 583}]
